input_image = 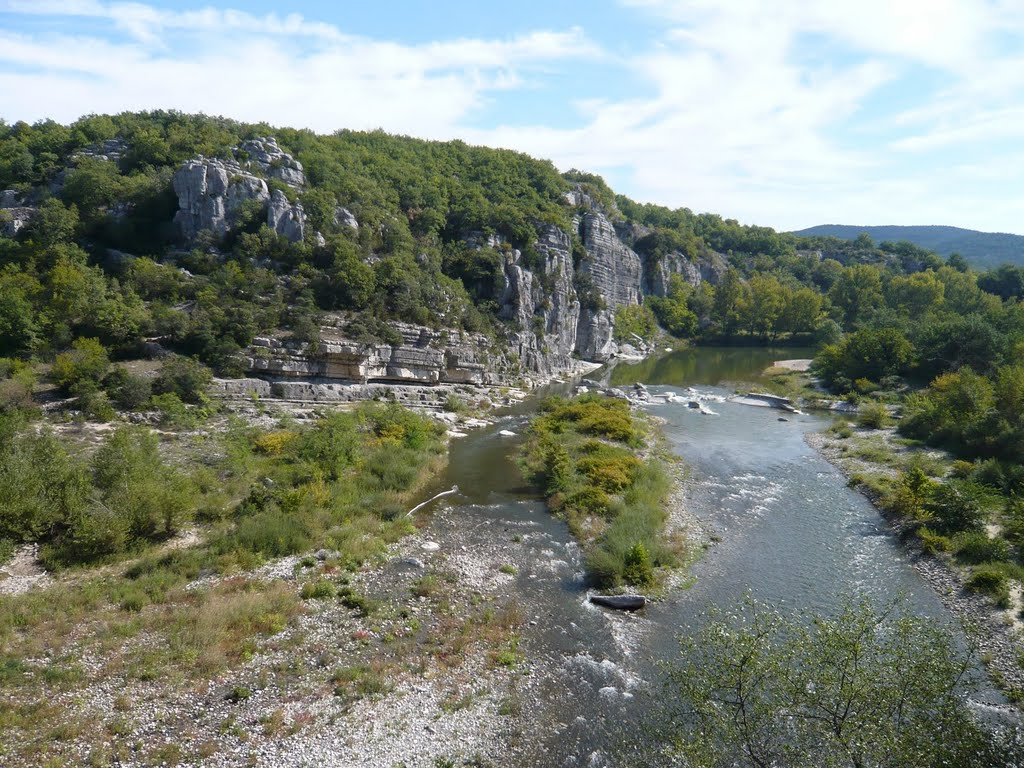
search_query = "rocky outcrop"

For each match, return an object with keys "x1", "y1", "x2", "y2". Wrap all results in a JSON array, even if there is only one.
[
  {"x1": 334, "y1": 206, "x2": 359, "y2": 230},
  {"x1": 643, "y1": 250, "x2": 728, "y2": 295},
  {"x1": 74, "y1": 139, "x2": 128, "y2": 164},
  {"x1": 498, "y1": 224, "x2": 581, "y2": 376},
  {"x1": 172, "y1": 158, "x2": 269, "y2": 240},
  {"x1": 573, "y1": 210, "x2": 643, "y2": 361},
  {"x1": 267, "y1": 189, "x2": 307, "y2": 242},
  {"x1": 0, "y1": 208, "x2": 34, "y2": 238},
  {"x1": 237, "y1": 137, "x2": 305, "y2": 188},
  {"x1": 172, "y1": 137, "x2": 311, "y2": 244},
  {"x1": 242, "y1": 321, "x2": 510, "y2": 388}
]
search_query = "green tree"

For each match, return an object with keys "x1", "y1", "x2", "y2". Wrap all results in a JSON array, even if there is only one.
[
  {"x1": 663, "y1": 596, "x2": 1017, "y2": 768},
  {"x1": 712, "y1": 268, "x2": 744, "y2": 335},
  {"x1": 51, "y1": 337, "x2": 110, "y2": 394},
  {"x1": 153, "y1": 354, "x2": 212, "y2": 404},
  {"x1": 829, "y1": 265, "x2": 884, "y2": 327},
  {"x1": 886, "y1": 271, "x2": 945, "y2": 316}
]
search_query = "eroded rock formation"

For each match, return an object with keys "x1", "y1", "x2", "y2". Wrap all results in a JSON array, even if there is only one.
[{"x1": 172, "y1": 138, "x2": 309, "y2": 243}]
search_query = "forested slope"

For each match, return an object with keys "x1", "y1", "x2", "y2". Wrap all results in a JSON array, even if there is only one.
[{"x1": 793, "y1": 224, "x2": 1024, "y2": 270}]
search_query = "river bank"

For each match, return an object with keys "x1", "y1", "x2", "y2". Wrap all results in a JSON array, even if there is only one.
[{"x1": 806, "y1": 427, "x2": 1024, "y2": 705}]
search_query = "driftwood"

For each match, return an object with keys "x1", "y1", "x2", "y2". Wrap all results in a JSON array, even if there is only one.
[{"x1": 404, "y1": 485, "x2": 460, "y2": 518}]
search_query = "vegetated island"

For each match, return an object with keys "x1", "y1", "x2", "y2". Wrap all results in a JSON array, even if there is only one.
[{"x1": 518, "y1": 393, "x2": 690, "y2": 594}]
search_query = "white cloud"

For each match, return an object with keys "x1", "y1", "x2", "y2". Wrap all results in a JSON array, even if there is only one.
[{"x1": 0, "y1": 2, "x2": 599, "y2": 137}]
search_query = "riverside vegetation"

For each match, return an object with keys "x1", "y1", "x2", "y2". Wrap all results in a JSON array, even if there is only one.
[
  {"x1": 4, "y1": 111, "x2": 1024, "y2": 763},
  {"x1": 518, "y1": 393, "x2": 680, "y2": 590}
]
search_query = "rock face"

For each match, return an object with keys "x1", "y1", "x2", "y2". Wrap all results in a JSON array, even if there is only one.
[
  {"x1": 573, "y1": 210, "x2": 643, "y2": 361},
  {"x1": 172, "y1": 138, "x2": 309, "y2": 243},
  {"x1": 498, "y1": 224, "x2": 581, "y2": 376},
  {"x1": 643, "y1": 250, "x2": 728, "y2": 296},
  {"x1": 237, "y1": 137, "x2": 305, "y2": 188},
  {"x1": 242, "y1": 321, "x2": 510, "y2": 389},
  {"x1": 74, "y1": 139, "x2": 129, "y2": 164},
  {"x1": 165, "y1": 153, "x2": 732, "y2": 386}
]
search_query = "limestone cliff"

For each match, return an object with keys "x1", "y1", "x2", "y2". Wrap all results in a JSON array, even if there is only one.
[
  {"x1": 172, "y1": 138, "x2": 308, "y2": 243},
  {"x1": 165, "y1": 143, "x2": 728, "y2": 389}
]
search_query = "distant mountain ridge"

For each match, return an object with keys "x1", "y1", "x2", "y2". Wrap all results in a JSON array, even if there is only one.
[{"x1": 791, "y1": 224, "x2": 1024, "y2": 270}]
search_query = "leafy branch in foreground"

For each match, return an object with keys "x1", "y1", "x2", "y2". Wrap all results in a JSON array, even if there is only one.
[{"x1": 661, "y1": 595, "x2": 1022, "y2": 768}]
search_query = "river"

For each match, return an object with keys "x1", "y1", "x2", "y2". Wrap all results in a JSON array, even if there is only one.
[{"x1": 428, "y1": 346, "x2": 991, "y2": 765}]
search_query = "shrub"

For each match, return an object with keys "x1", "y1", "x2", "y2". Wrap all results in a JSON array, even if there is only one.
[
  {"x1": 77, "y1": 389, "x2": 116, "y2": 421},
  {"x1": 226, "y1": 686, "x2": 252, "y2": 703},
  {"x1": 151, "y1": 392, "x2": 197, "y2": 428},
  {"x1": 300, "y1": 580, "x2": 335, "y2": 600},
  {"x1": 220, "y1": 510, "x2": 311, "y2": 558},
  {"x1": 565, "y1": 486, "x2": 612, "y2": 517},
  {"x1": 253, "y1": 429, "x2": 298, "y2": 456},
  {"x1": 622, "y1": 542, "x2": 654, "y2": 586},
  {"x1": 917, "y1": 526, "x2": 952, "y2": 555},
  {"x1": 153, "y1": 355, "x2": 212, "y2": 404},
  {"x1": 926, "y1": 481, "x2": 987, "y2": 534},
  {"x1": 359, "y1": 446, "x2": 421, "y2": 492},
  {"x1": 0, "y1": 360, "x2": 36, "y2": 412},
  {"x1": 856, "y1": 401, "x2": 891, "y2": 430},
  {"x1": 585, "y1": 548, "x2": 622, "y2": 589},
  {"x1": 51, "y1": 337, "x2": 109, "y2": 394},
  {"x1": 965, "y1": 565, "x2": 1011, "y2": 607},
  {"x1": 103, "y1": 366, "x2": 152, "y2": 410},
  {"x1": 952, "y1": 531, "x2": 1011, "y2": 565},
  {"x1": 443, "y1": 394, "x2": 468, "y2": 414}
]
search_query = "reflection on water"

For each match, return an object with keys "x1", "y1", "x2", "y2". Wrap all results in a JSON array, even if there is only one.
[{"x1": 608, "y1": 345, "x2": 814, "y2": 388}]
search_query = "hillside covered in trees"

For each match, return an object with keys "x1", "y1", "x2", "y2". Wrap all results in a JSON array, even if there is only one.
[
  {"x1": 4, "y1": 112, "x2": 1024, "y2": 765},
  {"x1": 793, "y1": 224, "x2": 1024, "y2": 270}
]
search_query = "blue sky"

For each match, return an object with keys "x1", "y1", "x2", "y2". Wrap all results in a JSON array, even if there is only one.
[{"x1": 2, "y1": 0, "x2": 1023, "y2": 234}]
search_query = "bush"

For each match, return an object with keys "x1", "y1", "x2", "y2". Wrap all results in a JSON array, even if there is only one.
[
  {"x1": 917, "y1": 526, "x2": 952, "y2": 555},
  {"x1": 103, "y1": 366, "x2": 152, "y2": 410},
  {"x1": 220, "y1": 510, "x2": 311, "y2": 558},
  {"x1": 300, "y1": 579, "x2": 335, "y2": 600},
  {"x1": 622, "y1": 542, "x2": 654, "y2": 586},
  {"x1": 151, "y1": 392, "x2": 197, "y2": 428},
  {"x1": 153, "y1": 355, "x2": 212, "y2": 404},
  {"x1": 856, "y1": 401, "x2": 891, "y2": 430},
  {"x1": 952, "y1": 531, "x2": 1011, "y2": 565},
  {"x1": 51, "y1": 337, "x2": 109, "y2": 394},
  {"x1": 926, "y1": 481, "x2": 987, "y2": 534},
  {"x1": 253, "y1": 429, "x2": 298, "y2": 456},
  {"x1": 965, "y1": 565, "x2": 1011, "y2": 607},
  {"x1": 585, "y1": 548, "x2": 622, "y2": 589}
]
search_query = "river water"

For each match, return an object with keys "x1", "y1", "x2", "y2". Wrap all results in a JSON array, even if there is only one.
[{"x1": 431, "y1": 347, "x2": 981, "y2": 766}]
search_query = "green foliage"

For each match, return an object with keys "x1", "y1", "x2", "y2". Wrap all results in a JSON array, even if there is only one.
[
  {"x1": 951, "y1": 531, "x2": 1011, "y2": 564},
  {"x1": 814, "y1": 327, "x2": 913, "y2": 392},
  {"x1": 153, "y1": 354, "x2": 212, "y2": 404},
  {"x1": 532, "y1": 394, "x2": 642, "y2": 447},
  {"x1": 51, "y1": 337, "x2": 109, "y2": 394},
  {"x1": 856, "y1": 401, "x2": 891, "y2": 429},
  {"x1": 924, "y1": 481, "x2": 987, "y2": 535},
  {"x1": 613, "y1": 304, "x2": 658, "y2": 344},
  {"x1": 622, "y1": 542, "x2": 654, "y2": 587},
  {"x1": 965, "y1": 565, "x2": 1011, "y2": 607},
  {"x1": 299, "y1": 579, "x2": 335, "y2": 600},
  {"x1": 103, "y1": 366, "x2": 152, "y2": 410},
  {"x1": 663, "y1": 596, "x2": 1020, "y2": 768},
  {"x1": 521, "y1": 395, "x2": 675, "y2": 589}
]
